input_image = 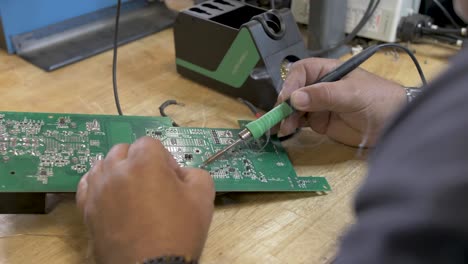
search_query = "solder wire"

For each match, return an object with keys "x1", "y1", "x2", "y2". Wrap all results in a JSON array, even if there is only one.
[{"x1": 258, "y1": 130, "x2": 271, "y2": 153}]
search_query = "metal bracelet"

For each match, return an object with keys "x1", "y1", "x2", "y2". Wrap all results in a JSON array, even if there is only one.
[{"x1": 404, "y1": 87, "x2": 422, "y2": 103}]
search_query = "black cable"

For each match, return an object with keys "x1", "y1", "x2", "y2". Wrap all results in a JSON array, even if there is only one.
[
  {"x1": 433, "y1": 0, "x2": 462, "y2": 29},
  {"x1": 237, "y1": 98, "x2": 259, "y2": 116},
  {"x1": 332, "y1": 43, "x2": 427, "y2": 85},
  {"x1": 394, "y1": 43, "x2": 426, "y2": 85},
  {"x1": 427, "y1": 34, "x2": 462, "y2": 45},
  {"x1": 309, "y1": 0, "x2": 380, "y2": 56},
  {"x1": 159, "y1": 100, "x2": 184, "y2": 127},
  {"x1": 113, "y1": 0, "x2": 123, "y2": 116},
  {"x1": 278, "y1": 128, "x2": 300, "y2": 141},
  {"x1": 421, "y1": 26, "x2": 465, "y2": 35}
]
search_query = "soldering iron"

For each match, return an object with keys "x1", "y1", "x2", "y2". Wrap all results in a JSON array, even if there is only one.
[{"x1": 201, "y1": 43, "x2": 427, "y2": 167}]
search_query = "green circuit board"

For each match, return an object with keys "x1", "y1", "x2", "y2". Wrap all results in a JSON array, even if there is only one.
[{"x1": 0, "y1": 112, "x2": 330, "y2": 193}]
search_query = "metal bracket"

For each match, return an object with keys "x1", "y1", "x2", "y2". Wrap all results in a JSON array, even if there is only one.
[{"x1": 12, "y1": 0, "x2": 177, "y2": 71}]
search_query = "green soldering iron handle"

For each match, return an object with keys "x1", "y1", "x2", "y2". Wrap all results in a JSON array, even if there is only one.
[{"x1": 244, "y1": 101, "x2": 294, "y2": 139}]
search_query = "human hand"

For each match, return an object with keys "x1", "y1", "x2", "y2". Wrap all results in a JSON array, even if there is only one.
[
  {"x1": 278, "y1": 57, "x2": 407, "y2": 147},
  {"x1": 76, "y1": 137, "x2": 215, "y2": 263}
]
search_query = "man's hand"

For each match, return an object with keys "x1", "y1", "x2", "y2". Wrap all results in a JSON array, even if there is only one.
[
  {"x1": 76, "y1": 137, "x2": 215, "y2": 263},
  {"x1": 279, "y1": 57, "x2": 407, "y2": 147}
]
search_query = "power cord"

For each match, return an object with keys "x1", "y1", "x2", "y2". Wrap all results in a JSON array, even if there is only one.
[
  {"x1": 398, "y1": 14, "x2": 465, "y2": 47},
  {"x1": 159, "y1": 100, "x2": 184, "y2": 127},
  {"x1": 237, "y1": 98, "x2": 263, "y2": 118},
  {"x1": 113, "y1": 0, "x2": 123, "y2": 116},
  {"x1": 349, "y1": 43, "x2": 427, "y2": 85}
]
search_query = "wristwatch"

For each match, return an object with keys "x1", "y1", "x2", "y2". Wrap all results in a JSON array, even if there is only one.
[
  {"x1": 404, "y1": 87, "x2": 423, "y2": 103},
  {"x1": 142, "y1": 256, "x2": 198, "y2": 264}
]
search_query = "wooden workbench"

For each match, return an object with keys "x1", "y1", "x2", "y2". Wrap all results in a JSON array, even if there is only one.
[{"x1": 0, "y1": 24, "x2": 457, "y2": 263}]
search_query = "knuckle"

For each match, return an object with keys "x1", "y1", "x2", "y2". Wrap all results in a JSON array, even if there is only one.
[
  {"x1": 85, "y1": 161, "x2": 101, "y2": 184},
  {"x1": 323, "y1": 84, "x2": 336, "y2": 109},
  {"x1": 93, "y1": 159, "x2": 104, "y2": 169},
  {"x1": 133, "y1": 136, "x2": 164, "y2": 152},
  {"x1": 202, "y1": 170, "x2": 215, "y2": 186},
  {"x1": 110, "y1": 143, "x2": 130, "y2": 152},
  {"x1": 84, "y1": 203, "x2": 97, "y2": 222},
  {"x1": 192, "y1": 168, "x2": 215, "y2": 190},
  {"x1": 124, "y1": 158, "x2": 145, "y2": 175},
  {"x1": 137, "y1": 136, "x2": 160, "y2": 145},
  {"x1": 76, "y1": 185, "x2": 86, "y2": 207},
  {"x1": 107, "y1": 143, "x2": 130, "y2": 158}
]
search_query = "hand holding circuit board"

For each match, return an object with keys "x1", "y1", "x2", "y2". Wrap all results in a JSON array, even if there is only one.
[{"x1": 76, "y1": 137, "x2": 215, "y2": 263}]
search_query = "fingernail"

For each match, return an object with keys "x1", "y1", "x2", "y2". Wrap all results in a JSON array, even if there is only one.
[
  {"x1": 277, "y1": 91, "x2": 284, "y2": 102},
  {"x1": 278, "y1": 121, "x2": 292, "y2": 137},
  {"x1": 291, "y1": 91, "x2": 310, "y2": 108}
]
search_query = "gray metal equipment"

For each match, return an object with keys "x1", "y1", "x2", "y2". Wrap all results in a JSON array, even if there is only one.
[
  {"x1": 11, "y1": 0, "x2": 177, "y2": 71},
  {"x1": 307, "y1": 0, "x2": 349, "y2": 58}
]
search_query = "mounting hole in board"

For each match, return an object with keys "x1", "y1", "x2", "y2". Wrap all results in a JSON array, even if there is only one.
[{"x1": 10, "y1": 171, "x2": 15, "y2": 175}]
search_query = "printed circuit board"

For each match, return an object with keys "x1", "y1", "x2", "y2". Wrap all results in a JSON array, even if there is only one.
[{"x1": 0, "y1": 112, "x2": 330, "y2": 193}]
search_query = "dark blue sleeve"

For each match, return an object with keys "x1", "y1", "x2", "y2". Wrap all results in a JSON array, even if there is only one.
[{"x1": 334, "y1": 49, "x2": 468, "y2": 264}]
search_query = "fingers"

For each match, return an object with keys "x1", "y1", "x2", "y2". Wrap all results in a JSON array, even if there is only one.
[
  {"x1": 326, "y1": 114, "x2": 367, "y2": 146},
  {"x1": 166, "y1": 150, "x2": 180, "y2": 171},
  {"x1": 127, "y1": 137, "x2": 175, "y2": 166},
  {"x1": 306, "y1": 111, "x2": 331, "y2": 135},
  {"x1": 127, "y1": 137, "x2": 183, "y2": 183},
  {"x1": 276, "y1": 58, "x2": 341, "y2": 135},
  {"x1": 104, "y1": 143, "x2": 130, "y2": 170},
  {"x1": 128, "y1": 136, "x2": 162, "y2": 161},
  {"x1": 290, "y1": 81, "x2": 359, "y2": 113},
  {"x1": 180, "y1": 168, "x2": 215, "y2": 201},
  {"x1": 76, "y1": 172, "x2": 89, "y2": 215},
  {"x1": 76, "y1": 160, "x2": 103, "y2": 216},
  {"x1": 279, "y1": 58, "x2": 340, "y2": 102},
  {"x1": 279, "y1": 112, "x2": 304, "y2": 136}
]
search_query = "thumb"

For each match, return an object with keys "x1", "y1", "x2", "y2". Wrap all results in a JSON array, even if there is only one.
[
  {"x1": 180, "y1": 168, "x2": 215, "y2": 200},
  {"x1": 290, "y1": 81, "x2": 357, "y2": 113},
  {"x1": 76, "y1": 172, "x2": 89, "y2": 216}
]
